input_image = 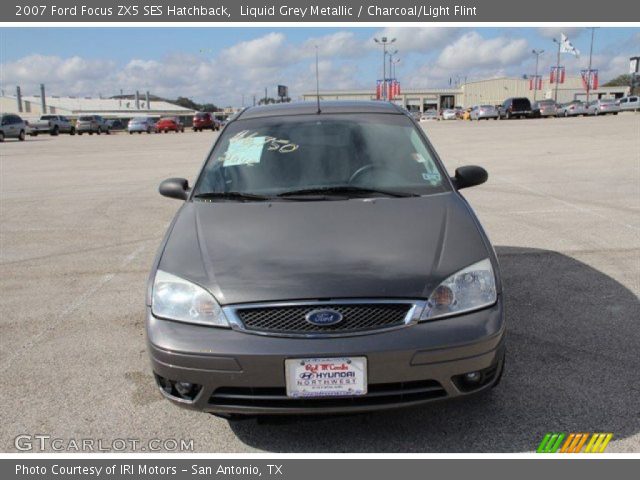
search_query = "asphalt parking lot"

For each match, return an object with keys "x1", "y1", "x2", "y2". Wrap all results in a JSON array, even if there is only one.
[{"x1": 1, "y1": 114, "x2": 638, "y2": 452}]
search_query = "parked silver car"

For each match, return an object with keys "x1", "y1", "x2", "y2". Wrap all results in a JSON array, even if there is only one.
[
  {"x1": 76, "y1": 115, "x2": 110, "y2": 135},
  {"x1": 617, "y1": 95, "x2": 640, "y2": 112},
  {"x1": 586, "y1": 99, "x2": 620, "y2": 116},
  {"x1": 557, "y1": 101, "x2": 588, "y2": 117},
  {"x1": 532, "y1": 100, "x2": 558, "y2": 117},
  {"x1": 0, "y1": 113, "x2": 27, "y2": 142},
  {"x1": 128, "y1": 117, "x2": 156, "y2": 134},
  {"x1": 470, "y1": 105, "x2": 499, "y2": 120}
]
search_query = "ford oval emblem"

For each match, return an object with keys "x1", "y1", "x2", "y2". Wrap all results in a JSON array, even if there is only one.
[{"x1": 305, "y1": 309, "x2": 343, "y2": 326}]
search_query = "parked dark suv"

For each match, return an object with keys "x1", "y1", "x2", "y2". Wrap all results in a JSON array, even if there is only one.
[
  {"x1": 147, "y1": 101, "x2": 505, "y2": 418},
  {"x1": 500, "y1": 97, "x2": 532, "y2": 119}
]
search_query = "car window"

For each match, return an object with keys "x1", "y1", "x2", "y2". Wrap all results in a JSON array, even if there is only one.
[{"x1": 194, "y1": 113, "x2": 449, "y2": 197}]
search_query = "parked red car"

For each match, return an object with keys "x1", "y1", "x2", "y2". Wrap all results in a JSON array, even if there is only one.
[
  {"x1": 192, "y1": 112, "x2": 220, "y2": 132},
  {"x1": 155, "y1": 117, "x2": 185, "y2": 133}
]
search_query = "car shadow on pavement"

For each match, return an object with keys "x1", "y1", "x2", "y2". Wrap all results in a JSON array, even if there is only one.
[{"x1": 228, "y1": 246, "x2": 640, "y2": 452}]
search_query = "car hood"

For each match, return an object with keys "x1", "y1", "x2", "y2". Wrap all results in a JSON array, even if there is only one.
[{"x1": 156, "y1": 193, "x2": 493, "y2": 305}]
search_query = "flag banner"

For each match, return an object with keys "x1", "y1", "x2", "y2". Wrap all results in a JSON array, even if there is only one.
[
  {"x1": 560, "y1": 33, "x2": 580, "y2": 57},
  {"x1": 581, "y1": 69, "x2": 599, "y2": 90},
  {"x1": 529, "y1": 75, "x2": 543, "y2": 90},
  {"x1": 550, "y1": 67, "x2": 565, "y2": 84}
]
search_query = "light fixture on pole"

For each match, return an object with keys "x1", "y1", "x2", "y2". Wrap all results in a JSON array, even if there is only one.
[
  {"x1": 374, "y1": 36, "x2": 396, "y2": 100},
  {"x1": 532, "y1": 49, "x2": 544, "y2": 101}
]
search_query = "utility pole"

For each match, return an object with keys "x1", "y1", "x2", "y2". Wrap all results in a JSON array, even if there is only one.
[
  {"x1": 552, "y1": 38, "x2": 561, "y2": 103},
  {"x1": 586, "y1": 27, "x2": 596, "y2": 104},
  {"x1": 374, "y1": 36, "x2": 396, "y2": 101},
  {"x1": 532, "y1": 49, "x2": 544, "y2": 101}
]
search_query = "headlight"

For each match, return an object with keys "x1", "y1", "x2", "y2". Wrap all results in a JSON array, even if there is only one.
[
  {"x1": 420, "y1": 258, "x2": 497, "y2": 321},
  {"x1": 151, "y1": 270, "x2": 229, "y2": 327}
]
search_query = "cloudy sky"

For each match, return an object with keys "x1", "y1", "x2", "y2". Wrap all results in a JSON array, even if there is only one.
[{"x1": 1, "y1": 27, "x2": 637, "y2": 106}]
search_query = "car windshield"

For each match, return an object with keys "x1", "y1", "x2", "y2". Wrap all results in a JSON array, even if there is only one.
[
  {"x1": 193, "y1": 113, "x2": 448, "y2": 198},
  {"x1": 41, "y1": 115, "x2": 55, "y2": 120},
  {"x1": 78, "y1": 116, "x2": 93, "y2": 121},
  {"x1": 480, "y1": 105, "x2": 494, "y2": 109}
]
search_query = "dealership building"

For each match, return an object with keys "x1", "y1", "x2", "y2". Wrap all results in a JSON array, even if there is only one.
[{"x1": 302, "y1": 76, "x2": 629, "y2": 112}]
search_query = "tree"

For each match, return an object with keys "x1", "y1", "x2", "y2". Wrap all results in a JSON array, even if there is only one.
[{"x1": 602, "y1": 74, "x2": 632, "y2": 87}]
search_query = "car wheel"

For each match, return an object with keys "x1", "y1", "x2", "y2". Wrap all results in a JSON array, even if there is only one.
[
  {"x1": 78, "y1": 132, "x2": 83, "y2": 135},
  {"x1": 613, "y1": 112, "x2": 618, "y2": 115},
  {"x1": 89, "y1": 132, "x2": 93, "y2": 135},
  {"x1": 106, "y1": 129, "x2": 110, "y2": 135},
  {"x1": 0, "y1": 131, "x2": 4, "y2": 142},
  {"x1": 164, "y1": 129, "x2": 168, "y2": 133},
  {"x1": 51, "y1": 126, "x2": 59, "y2": 136},
  {"x1": 18, "y1": 130, "x2": 26, "y2": 141}
]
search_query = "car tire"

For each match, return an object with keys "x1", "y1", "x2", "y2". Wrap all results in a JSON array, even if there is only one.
[
  {"x1": 19, "y1": 130, "x2": 26, "y2": 141},
  {"x1": 106, "y1": 129, "x2": 110, "y2": 135},
  {"x1": 78, "y1": 132, "x2": 83, "y2": 135},
  {"x1": 89, "y1": 132, "x2": 93, "y2": 135},
  {"x1": 613, "y1": 112, "x2": 618, "y2": 115},
  {"x1": 0, "y1": 132, "x2": 4, "y2": 142},
  {"x1": 164, "y1": 129, "x2": 168, "y2": 133},
  {"x1": 50, "y1": 126, "x2": 59, "y2": 136}
]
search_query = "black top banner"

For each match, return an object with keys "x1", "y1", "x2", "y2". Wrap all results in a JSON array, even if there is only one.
[{"x1": 3, "y1": 0, "x2": 640, "y2": 22}]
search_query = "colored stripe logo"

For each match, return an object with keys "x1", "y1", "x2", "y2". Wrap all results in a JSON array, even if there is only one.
[{"x1": 537, "y1": 433, "x2": 612, "y2": 453}]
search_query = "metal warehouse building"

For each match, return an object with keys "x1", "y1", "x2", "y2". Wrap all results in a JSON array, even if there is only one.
[
  {"x1": 303, "y1": 76, "x2": 629, "y2": 112},
  {"x1": 0, "y1": 93, "x2": 195, "y2": 122}
]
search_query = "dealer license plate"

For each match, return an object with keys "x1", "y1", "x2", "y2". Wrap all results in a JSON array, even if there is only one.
[{"x1": 285, "y1": 357, "x2": 367, "y2": 398}]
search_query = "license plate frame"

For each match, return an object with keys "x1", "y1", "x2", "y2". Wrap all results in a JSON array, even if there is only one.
[{"x1": 284, "y1": 357, "x2": 368, "y2": 398}]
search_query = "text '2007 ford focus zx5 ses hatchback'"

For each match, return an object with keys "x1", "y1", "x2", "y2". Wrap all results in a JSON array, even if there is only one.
[{"x1": 146, "y1": 101, "x2": 505, "y2": 418}]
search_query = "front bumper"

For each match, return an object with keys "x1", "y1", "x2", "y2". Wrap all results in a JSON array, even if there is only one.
[{"x1": 146, "y1": 300, "x2": 505, "y2": 415}]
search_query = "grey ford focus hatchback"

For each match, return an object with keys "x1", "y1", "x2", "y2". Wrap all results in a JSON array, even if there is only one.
[{"x1": 146, "y1": 101, "x2": 505, "y2": 417}]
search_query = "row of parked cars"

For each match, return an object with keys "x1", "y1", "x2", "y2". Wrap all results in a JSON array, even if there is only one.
[
  {"x1": 417, "y1": 95, "x2": 640, "y2": 123},
  {"x1": 0, "y1": 112, "x2": 227, "y2": 141}
]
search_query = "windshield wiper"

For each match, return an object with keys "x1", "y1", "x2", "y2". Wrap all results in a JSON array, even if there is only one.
[
  {"x1": 277, "y1": 185, "x2": 418, "y2": 198},
  {"x1": 193, "y1": 191, "x2": 272, "y2": 201}
]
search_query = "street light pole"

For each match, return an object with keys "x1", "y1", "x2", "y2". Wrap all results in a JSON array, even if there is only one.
[
  {"x1": 586, "y1": 27, "x2": 596, "y2": 104},
  {"x1": 553, "y1": 38, "x2": 561, "y2": 103},
  {"x1": 532, "y1": 49, "x2": 544, "y2": 102},
  {"x1": 374, "y1": 36, "x2": 396, "y2": 101}
]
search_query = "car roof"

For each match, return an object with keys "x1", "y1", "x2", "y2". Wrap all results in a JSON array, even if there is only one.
[{"x1": 235, "y1": 101, "x2": 404, "y2": 120}]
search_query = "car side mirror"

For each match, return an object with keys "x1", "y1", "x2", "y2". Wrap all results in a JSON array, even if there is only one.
[
  {"x1": 452, "y1": 166, "x2": 488, "y2": 190},
  {"x1": 159, "y1": 178, "x2": 190, "y2": 200}
]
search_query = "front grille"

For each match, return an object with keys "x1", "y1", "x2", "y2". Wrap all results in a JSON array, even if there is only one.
[
  {"x1": 209, "y1": 380, "x2": 446, "y2": 410},
  {"x1": 235, "y1": 303, "x2": 412, "y2": 335}
]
